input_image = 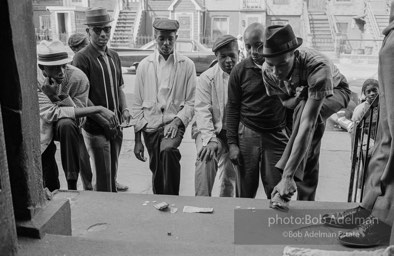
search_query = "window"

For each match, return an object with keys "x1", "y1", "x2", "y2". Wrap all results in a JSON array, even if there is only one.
[
  {"x1": 273, "y1": 0, "x2": 289, "y2": 4},
  {"x1": 211, "y1": 17, "x2": 229, "y2": 41},
  {"x1": 39, "y1": 15, "x2": 51, "y2": 30}
]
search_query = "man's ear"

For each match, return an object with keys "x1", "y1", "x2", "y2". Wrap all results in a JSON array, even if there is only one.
[
  {"x1": 175, "y1": 35, "x2": 178, "y2": 40},
  {"x1": 86, "y1": 28, "x2": 90, "y2": 35}
]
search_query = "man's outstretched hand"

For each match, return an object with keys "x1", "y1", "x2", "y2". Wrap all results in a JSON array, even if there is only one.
[{"x1": 271, "y1": 176, "x2": 297, "y2": 202}]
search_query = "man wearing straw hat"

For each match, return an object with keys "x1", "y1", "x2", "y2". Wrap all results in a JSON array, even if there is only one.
[
  {"x1": 37, "y1": 40, "x2": 117, "y2": 191},
  {"x1": 260, "y1": 24, "x2": 351, "y2": 206},
  {"x1": 73, "y1": 7, "x2": 131, "y2": 192},
  {"x1": 132, "y1": 18, "x2": 196, "y2": 195}
]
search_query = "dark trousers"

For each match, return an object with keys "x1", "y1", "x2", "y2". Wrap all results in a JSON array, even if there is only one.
[
  {"x1": 238, "y1": 122, "x2": 288, "y2": 199},
  {"x1": 143, "y1": 124, "x2": 185, "y2": 195},
  {"x1": 42, "y1": 118, "x2": 93, "y2": 191}
]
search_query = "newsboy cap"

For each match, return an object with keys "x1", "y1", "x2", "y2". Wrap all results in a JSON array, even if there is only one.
[
  {"x1": 153, "y1": 18, "x2": 179, "y2": 32},
  {"x1": 68, "y1": 33, "x2": 88, "y2": 47},
  {"x1": 212, "y1": 35, "x2": 237, "y2": 53},
  {"x1": 85, "y1": 7, "x2": 113, "y2": 26}
]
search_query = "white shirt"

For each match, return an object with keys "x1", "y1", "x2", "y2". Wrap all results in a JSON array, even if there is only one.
[{"x1": 157, "y1": 53, "x2": 175, "y2": 110}]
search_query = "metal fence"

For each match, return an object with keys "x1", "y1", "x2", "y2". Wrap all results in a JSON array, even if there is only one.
[{"x1": 348, "y1": 96, "x2": 380, "y2": 203}]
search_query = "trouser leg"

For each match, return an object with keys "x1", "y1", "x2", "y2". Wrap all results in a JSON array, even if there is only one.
[
  {"x1": 296, "y1": 121, "x2": 325, "y2": 201},
  {"x1": 82, "y1": 130, "x2": 112, "y2": 192},
  {"x1": 41, "y1": 140, "x2": 60, "y2": 192},
  {"x1": 143, "y1": 129, "x2": 163, "y2": 194},
  {"x1": 217, "y1": 150, "x2": 236, "y2": 197},
  {"x1": 238, "y1": 123, "x2": 261, "y2": 198},
  {"x1": 194, "y1": 133, "x2": 218, "y2": 196},
  {"x1": 55, "y1": 118, "x2": 81, "y2": 190},
  {"x1": 110, "y1": 131, "x2": 123, "y2": 192},
  {"x1": 78, "y1": 132, "x2": 93, "y2": 190},
  {"x1": 260, "y1": 129, "x2": 288, "y2": 199},
  {"x1": 159, "y1": 125, "x2": 185, "y2": 195}
]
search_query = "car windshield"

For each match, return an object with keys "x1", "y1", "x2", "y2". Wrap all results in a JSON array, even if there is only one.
[
  {"x1": 176, "y1": 42, "x2": 195, "y2": 52},
  {"x1": 141, "y1": 40, "x2": 210, "y2": 52}
]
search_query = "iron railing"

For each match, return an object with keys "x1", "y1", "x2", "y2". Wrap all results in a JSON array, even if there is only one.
[{"x1": 348, "y1": 95, "x2": 380, "y2": 203}]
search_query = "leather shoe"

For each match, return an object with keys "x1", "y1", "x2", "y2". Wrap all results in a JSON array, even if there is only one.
[
  {"x1": 116, "y1": 182, "x2": 129, "y2": 192},
  {"x1": 338, "y1": 215, "x2": 391, "y2": 248},
  {"x1": 322, "y1": 206, "x2": 371, "y2": 229}
]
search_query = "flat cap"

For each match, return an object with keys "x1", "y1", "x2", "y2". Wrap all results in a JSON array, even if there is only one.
[
  {"x1": 68, "y1": 33, "x2": 88, "y2": 47},
  {"x1": 212, "y1": 35, "x2": 237, "y2": 53},
  {"x1": 153, "y1": 18, "x2": 179, "y2": 31}
]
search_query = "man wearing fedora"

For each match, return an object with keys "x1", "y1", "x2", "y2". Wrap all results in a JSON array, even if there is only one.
[
  {"x1": 261, "y1": 24, "x2": 351, "y2": 203},
  {"x1": 73, "y1": 7, "x2": 131, "y2": 192},
  {"x1": 37, "y1": 40, "x2": 117, "y2": 191},
  {"x1": 226, "y1": 23, "x2": 288, "y2": 199},
  {"x1": 192, "y1": 35, "x2": 238, "y2": 197},
  {"x1": 132, "y1": 18, "x2": 196, "y2": 195}
]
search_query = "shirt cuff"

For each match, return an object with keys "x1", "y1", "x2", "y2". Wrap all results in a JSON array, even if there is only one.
[{"x1": 135, "y1": 118, "x2": 148, "y2": 133}]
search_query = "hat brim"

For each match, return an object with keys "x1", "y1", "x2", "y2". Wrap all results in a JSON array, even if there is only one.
[
  {"x1": 84, "y1": 19, "x2": 113, "y2": 26},
  {"x1": 37, "y1": 57, "x2": 73, "y2": 66},
  {"x1": 259, "y1": 38, "x2": 303, "y2": 57}
]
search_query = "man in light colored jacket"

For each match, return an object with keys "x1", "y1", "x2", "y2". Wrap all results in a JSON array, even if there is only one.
[
  {"x1": 132, "y1": 19, "x2": 196, "y2": 195},
  {"x1": 193, "y1": 35, "x2": 238, "y2": 197}
]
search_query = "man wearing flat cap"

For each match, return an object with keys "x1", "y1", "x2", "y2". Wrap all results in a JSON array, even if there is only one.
[
  {"x1": 37, "y1": 40, "x2": 117, "y2": 191},
  {"x1": 73, "y1": 7, "x2": 131, "y2": 192},
  {"x1": 68, "y1": 33, "x2": 89, "y2": 53},
  {"x1": 261, "y1": 24, "x2": 351, "y2": 205},
  {"x1": 226, "y1": 23, "x2": 288, "y2": 199},
  {"x1": 192, "y1": 35, "x2": 238, "y2": 197},
  {"x1": 132, "y1": 18, "x2": 196, "y2": 195}
]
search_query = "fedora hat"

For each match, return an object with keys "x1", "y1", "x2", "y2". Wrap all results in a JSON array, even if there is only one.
[
  {"x1": 85, "y1": 7, "x2": 113, "y2": 26},
  {"x1": 37, "y1": 40, "x2": 73, "y2": 66},
  {"x1": 259, "y1": 24, "x2": 303, "y2": 57}
]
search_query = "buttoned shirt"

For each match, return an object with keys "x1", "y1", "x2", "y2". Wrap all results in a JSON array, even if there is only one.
[
  {"x1": 263, "y1": 47, "x2": 347, "y2": 100},
  {"x1": 157, "y1": 53, "x2": 175, "y2": 109},
  {"x1": 194, "y1": 63, "x2": 229, "y2": 146},
  {"x1": 38, "y1": 64, "x2": 89, "y2": 153},
  {"x1": 73, "y1": 44, "x2": 124, "y2": 135},
  {"x1": 132, "y1": 50, "x2": 196, "y2": 132}
]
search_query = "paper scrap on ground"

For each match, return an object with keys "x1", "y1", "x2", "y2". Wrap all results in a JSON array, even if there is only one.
[
  {"x1": 153, "y1": 202, "x2": 169, "y2": 211},
  {"x1": 183, "y1": 206, "x2": 214, "y2": 213}
]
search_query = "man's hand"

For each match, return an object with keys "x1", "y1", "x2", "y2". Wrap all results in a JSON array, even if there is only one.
[
  {"x1": 122, "y1": 109, "x2": 131, "y2": 125},
  {"x1": 295, "y1": 86, "x2": 308, "y2": 100},
  {"x1": 134, "y1": 141, "x2": 146, "y2": 162},
  {"x1": 271, "y1": 176, "x2": 297, "y2": 201},
  {"x1": 229, "y1": 144, "x2": 242, "y2": 166},
  {"x1": 98, "y1": 107, "x2": 118, "y2": 128},
  {"x1": 164, "y1": 117, "x2": 182, "y2": 139},
  {"x1": 41, "y1": 77, "x2": 60, "y2": 101},
  {"x1": 198, "y1": 141, "x2": 219, "y2": 162}
]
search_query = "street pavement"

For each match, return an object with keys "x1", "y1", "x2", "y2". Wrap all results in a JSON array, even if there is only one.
[{"x1": 56, "y1": 61, "x2": 378, "y2": 202}]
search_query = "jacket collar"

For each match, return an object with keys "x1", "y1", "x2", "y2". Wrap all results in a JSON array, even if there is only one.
[
  {"x1": 147, "y1": 50, "x2": 185, "y2": 63},
  {"x1": 87, "y1": 43, "x2": 116, "y2": 59}
]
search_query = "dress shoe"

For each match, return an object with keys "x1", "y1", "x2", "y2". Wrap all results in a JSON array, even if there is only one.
[
  {"x1": 322, "y1": 206, "x2": 371, "y2": 229},
  {"x1": 338, "y1": 215, "x2": 391, "y2": 248},
  {"x1": 116, "y1": 182, "x2": 129, "y2": 192}
]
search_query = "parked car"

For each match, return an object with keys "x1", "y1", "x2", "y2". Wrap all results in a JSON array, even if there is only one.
[{"x1": 113, "y1": 39, "x2": 216, "y2": 75}]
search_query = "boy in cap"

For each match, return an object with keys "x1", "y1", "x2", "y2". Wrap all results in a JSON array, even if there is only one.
[
  {"x1": 193, "y1": 35, "x2": 238, "y2": 197},
  {"x1": 132, "y1": 18, "x2": 196, "y2": 195},
  {"x1": 261, "y1": 24, "x2": 351, "y2": 205},
  {"x1": 68, "y1": 33, "x2": 89, "y2": 53},
  {"x1": 37, "y1": 40, "x2": 117, "y2": 191},
  {"x1": 73, "y1": 7, "x2": 131, "y2": 192},
  {"x1": 226, "y1": 23, "x2": 289, "y2": 199}
]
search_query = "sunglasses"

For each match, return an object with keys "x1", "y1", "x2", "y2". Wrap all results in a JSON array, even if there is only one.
[{"x1": 91, "y1": 26, "x2": 111, "y2": 35}]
